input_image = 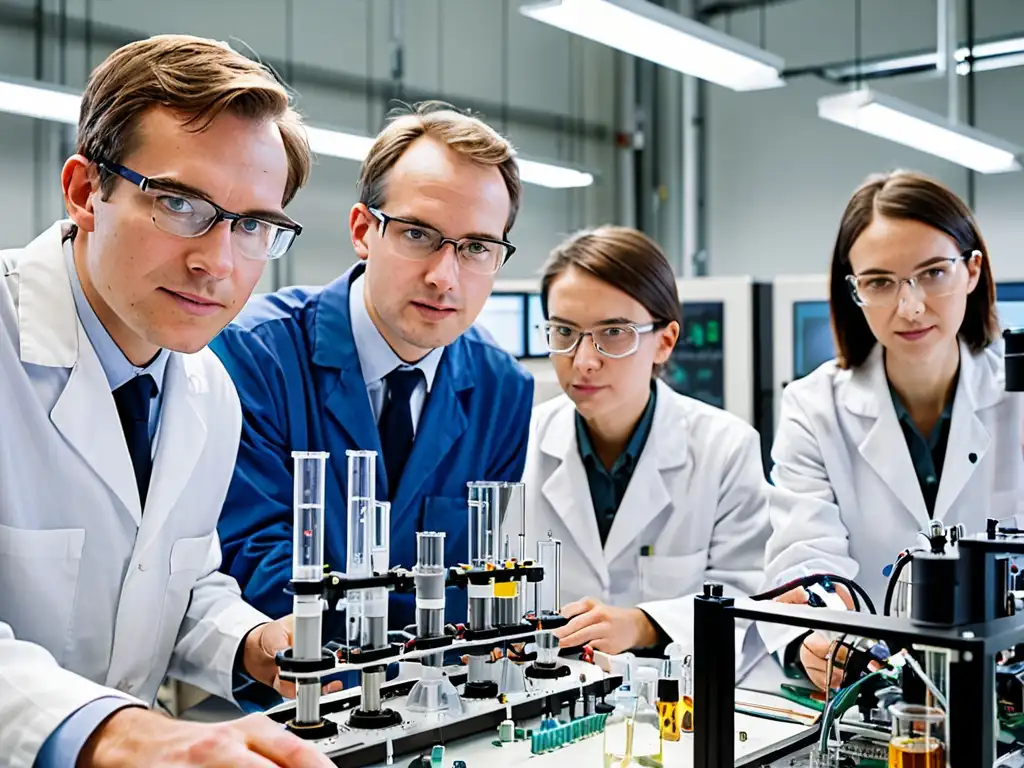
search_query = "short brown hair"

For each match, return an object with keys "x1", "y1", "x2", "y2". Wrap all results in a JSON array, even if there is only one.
[
  {"x1": 78, "y1": 34, "x2": 310, "y2": 206},
  {"x1": 541, "y1": 226, "x2": 681, "y2": 374},
  {"x1": 357, "y1": 101, "x2": 522, "y2": 235},
  {"x1": 830, "y1": 170, "x2": 999, "y2": 368}
]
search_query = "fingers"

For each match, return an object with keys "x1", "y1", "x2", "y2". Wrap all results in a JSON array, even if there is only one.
[
  {"x1": 557, "y1": 619, "x2": 611, "y2": 650},
  {"x1": 322, "y1": 681, "x2": 344, "y2": 695},
  {"x1": 237, "y1": 715, "x2": 333, "y2": 768},
  {"x1": 275, "y1": 678, "x2": 344, "y2": 699},
  {"x1": 834, "y1": 585, "x2": 856, "y2": 610},
  {"x1": 559, "y1": 597, "x2": 595, "y2": 619},
  {"x1": 774, "y1": 587, "x2": 809, "y2": 605},
  {"x1": 553, "y1": 608, "x2": 600, "y2": 642}
]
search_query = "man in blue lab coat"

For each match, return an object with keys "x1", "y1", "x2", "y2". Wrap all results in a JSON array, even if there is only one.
[{"x1": 210, "y1": 102, "x2": 534, "y2": 639}]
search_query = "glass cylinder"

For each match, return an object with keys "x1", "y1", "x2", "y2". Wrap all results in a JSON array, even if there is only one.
[
  {"x1": 467, "y1": 481, "x2": 502, "y2": 567},
  {"x1": 888, "y1": 702, "x2": 945, "y2": 768},
  {"x1": 292, "y1": 451, "x2": 329, "y2": 582},
  {"x1": 346, "y1": 450, "x2": 376, "y2": 579},
  {"x1": 414, "y1": 532, "x2": 447, "y2": 640},
  {"x1": 536, "y1": 537, "x2": 562, "y2": 615},
  {"x1": 371, "y1": 500, "x2": 390, "y2": 575}
]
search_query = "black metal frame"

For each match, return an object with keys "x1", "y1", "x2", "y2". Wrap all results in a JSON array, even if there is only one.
[{"x1": 692, "y1": 585, "x2": 1015, "y2": 767}]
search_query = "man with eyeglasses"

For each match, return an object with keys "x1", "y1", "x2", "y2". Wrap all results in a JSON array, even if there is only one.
[
  {"x1": 0, "y1": 35, "x2": 335, "y2": 768},
  {"x1": 211, "y1": 102, "x2": 534, "y2": 644}
]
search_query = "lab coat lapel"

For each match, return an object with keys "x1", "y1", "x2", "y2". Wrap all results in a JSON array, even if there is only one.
[
  {"x1": 602, "y1": 380, "x2": 686, "y2": 566},
  {"x1": 842, "y1": 345, "x2": 930, "y2": 529},
  {"x1": 933, "y1": 342, "x2": 996, "y2": 520},
  {"x1": 21, "y1": 223, "x2": 142, "y2": 524},
  {"x1": 136, "y1": 354, "x2": 206, "y2": 551},
  {"x1": 540, "y1": 403, "x2": 608, "y2": 588},
  {"x1": 50, "y1": 322, "x2": 143, "y2": 525}
]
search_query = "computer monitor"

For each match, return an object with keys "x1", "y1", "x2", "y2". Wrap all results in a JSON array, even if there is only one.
[
  {"x1": 525, "y1": 293, "x2": 548, "y2": 358},
  {"x1": 793, "y1": 300, "x2": 834, "y2": 380},
  {"x1": 475, "y1": 293, "x2": 526, "y2": 358},
  {"x1": 997, "y1": 283, "x2": 1024, "y2": 331},
  {"x1": 663, "y1": 301, "x2": 726, "y2": 410}
]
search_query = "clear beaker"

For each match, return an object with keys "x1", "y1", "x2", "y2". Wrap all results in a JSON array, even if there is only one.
[{"x1": 887, "y1": 702, "x2": 945, "y2": 768}]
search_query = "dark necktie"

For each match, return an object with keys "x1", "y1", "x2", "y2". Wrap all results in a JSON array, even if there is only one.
[
  {"x1": 113, "y1": 374, "x2": 156, "y2": 508},
  {"x1": 377, "y1": 368, "x2": 423, "y2": 499}
]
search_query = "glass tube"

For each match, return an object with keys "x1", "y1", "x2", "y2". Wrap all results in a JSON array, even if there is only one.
[
  {"x1": 346, "y1": 450, "x2": 375, "y2": 579},
  {"x1": 467, "y1": 481, "x2": 502, "y2": 567},
  {"x1": 292, "y1": 451, "x2": 328, "y2": 582},
  {"x1": 536, "y1": 536, "x2": 562, "y2": 615},
  {"x1": 371, "y1": 500, "x2": 390, "y2": 575},
  {"x1": 414, "y1": 531, "x2": 447, "y2": 640}
]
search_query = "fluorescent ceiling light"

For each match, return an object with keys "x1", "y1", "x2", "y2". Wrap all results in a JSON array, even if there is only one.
[
  {"x1": 818, "y1": 87, "x2": 1022, "y2": 174},
  {"x1": 520, "y1": 0, "x2": 785, "y2": 91},
  {"x1": 824, "y1": 35, "x2": 1024, "y2": 80},
  {"x1": 0, "y1": 77, "x2": 594, "y2": 190},
  {"x1": 0, "y1": 76, "x2": 79, "y2": 124}
]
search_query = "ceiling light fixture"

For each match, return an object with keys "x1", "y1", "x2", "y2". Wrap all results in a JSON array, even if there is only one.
[
  {"x1": 0, "y1": 77, "x2": 595, "y2": 189},
  {"x1": 817, "y1": 87, "x2": 1021, "y2": 174},
  {"x1": 519, "y1": 0, "x2": 786, "y2": 91}
]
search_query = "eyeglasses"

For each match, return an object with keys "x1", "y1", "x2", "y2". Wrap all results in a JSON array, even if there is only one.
[
  {"x1": 368, "y1": 207, "x2": 515, "y2": 276},
  {"x1": 846, "y1": 251, "x2": 979, "y2": 308},
  {"x1": 97, "y1": 160, "x2": 302, "y2": 261},
  {"x1": 543, "y1": 320, "x2": 669, "y2": 359}
]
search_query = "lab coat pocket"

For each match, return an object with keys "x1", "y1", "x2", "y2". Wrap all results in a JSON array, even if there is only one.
[
  {"x1": 639, "y1": 551, "x2": 707, "y2": 602},
  {"x1": 0, "y1": 523, "x2": 85, "y2": 662},
  {"x1": 154, "y1": 534, "x2": 215, "y2": 661}
]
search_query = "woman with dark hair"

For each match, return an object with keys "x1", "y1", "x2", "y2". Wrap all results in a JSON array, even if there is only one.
[
  {"x1": 504, "y1": 225, "x2": 771, "y2": 677},
  {"x1": 761, "y1": 170, "x2": 1024, "y2": 690}
]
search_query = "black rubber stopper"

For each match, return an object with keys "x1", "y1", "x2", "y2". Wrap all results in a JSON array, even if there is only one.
[
  {"x1": 285, "y1": 718, "x2": 339, "y2": 740},
  {"x1": 525, "y1": 663, "x2": 571, "y2": 680},
  {"x1": 348, "y1": 707, "x2": 403, "y2": 730},
  {"x1": 462, "y1": 680, "x2": 499, "y2": 699}
]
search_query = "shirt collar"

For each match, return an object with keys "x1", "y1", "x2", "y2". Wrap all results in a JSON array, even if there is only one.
[
  {"x1": 348, "y1": 272, "x2": 443, "y2": 391},
  {"x1": 888, "y1": 374, "x2": 956, "y2": 446},
  {"x1": 576, "y1": 381, "x2": 658, "y2": 476},
  {"x1": 63, "y1": 233, "x2": 169, "y2": 394}
]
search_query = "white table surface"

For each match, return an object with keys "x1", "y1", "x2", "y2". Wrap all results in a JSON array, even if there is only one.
[{"x1": 366, "y1": 689, "x2": 817, "y2": 767}]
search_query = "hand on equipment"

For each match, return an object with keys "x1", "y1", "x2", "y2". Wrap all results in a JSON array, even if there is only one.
[
  {"x1": 243, "y1": 616, "x2": 344, "y2": 698},
  {"x1": 773, "y1": 583, "x2": 856, "y2": 610},
  {"x1": 79, "y1": 708, "x2": 334, "y2": 767},
  {"x1": 553, "y1": 597, "x2": 657, "y2": 653}
]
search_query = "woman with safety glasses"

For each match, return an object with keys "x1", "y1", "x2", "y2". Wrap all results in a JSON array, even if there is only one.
[
  {"x1": 505, "y1": 225, "x2": 772, "y2": 678},
  {"x1": 761, "y1": 170, "x2": 1024, "y2": 690}
]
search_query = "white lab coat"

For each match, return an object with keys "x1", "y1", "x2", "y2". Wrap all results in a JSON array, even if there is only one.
[
  {"x1": 761, "y1": 340, "x2": 1024, "y2": 654},
  {"x1": 0, "y1": 222, "x2": 270, "y2": 766},
  {"x1": 508, "y1": 378, "x2": 773, "y2": 679}
]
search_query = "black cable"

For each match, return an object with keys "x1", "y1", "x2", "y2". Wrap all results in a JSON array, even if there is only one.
[
  {"x1": 753, "y1": 573, "x2": 876, "y2": 615},
  {"x1": 883, "y1": 552, "x2": 914, "y2": 616}
]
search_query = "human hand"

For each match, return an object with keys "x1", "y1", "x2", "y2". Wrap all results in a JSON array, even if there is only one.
[
  {"x1": 243, "y1": 616, "x2": 344, "y2": 698},
  {"x1": 774, "y1": 583, "x2": 855, "y2": 610},
  {"x1": 79, "y1": 708, "x2": 333, "y2": 767},
  {"x1": 799, "y1": 632, "x2": 846, "y2": 691},
  {"x1": 553, "y1": 597, "x2": 657, "y2": 654}
]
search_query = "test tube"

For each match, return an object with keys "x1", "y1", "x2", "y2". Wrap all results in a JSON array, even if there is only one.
[
  {"x1": 467, "y1": 481, "x2": 501, "y2": 567},
  {"x1": 290, "y1": 451, "x2": 329, "y2": 726},
  {"x1": 362, "y1": 500, "x2": 390, "y2": 651},
  {"x1": 536, "y1": 536, "x2": 562, "y2": 616},
  {"x1": 347, "y1": 450, "x2": 376, "y2": 648},
  {"x1": 501, "y1": 482, "x2": 530, "y2": 616},
  {"x1": 292, "y1": 451, "x2": 328, "y2": 583}
]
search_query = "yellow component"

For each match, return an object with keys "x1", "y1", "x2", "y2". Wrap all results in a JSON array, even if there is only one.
[
  {"x1": 494, "y1": 581, "x2": 518, "y2": 598},
  {"x1": 681, "y1": 695, "x2": 694, "y2": 734},
  {"x1": 657, "y1": 701, "x2": 680, "y2": 742},
  {"x1": 485, "y1": 562, "x2": 496, "y2": 571},
  {"x1": 504, "y1": 559, "x2": 516, "y2": 569}
]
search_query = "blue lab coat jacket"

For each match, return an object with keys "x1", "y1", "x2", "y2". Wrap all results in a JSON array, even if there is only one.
[{"x1": 210, "y1": 264, "x2": 534, "y2": 637}]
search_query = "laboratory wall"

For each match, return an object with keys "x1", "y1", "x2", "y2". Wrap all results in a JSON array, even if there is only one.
[
  {"x1": 0, "y1": 0, "x2": 620, "y2": 292},
  {"x1": 704, "y1": 0, "x2": 1024, "y2": 281}
]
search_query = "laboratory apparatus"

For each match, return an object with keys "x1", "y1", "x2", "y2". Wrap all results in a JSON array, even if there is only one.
[
  {"x1": 271, "y1": 447, "x2": 621, "y2": 766},
  {"x1": 888, "y1": 702, "x2": 945, "y2": 767},
  {"x1": 527, "y1": 535, "x2": 570, "y2": 680},
  {"x1": 603, "y1": 662, "x2": 663, "y2": 768}
]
